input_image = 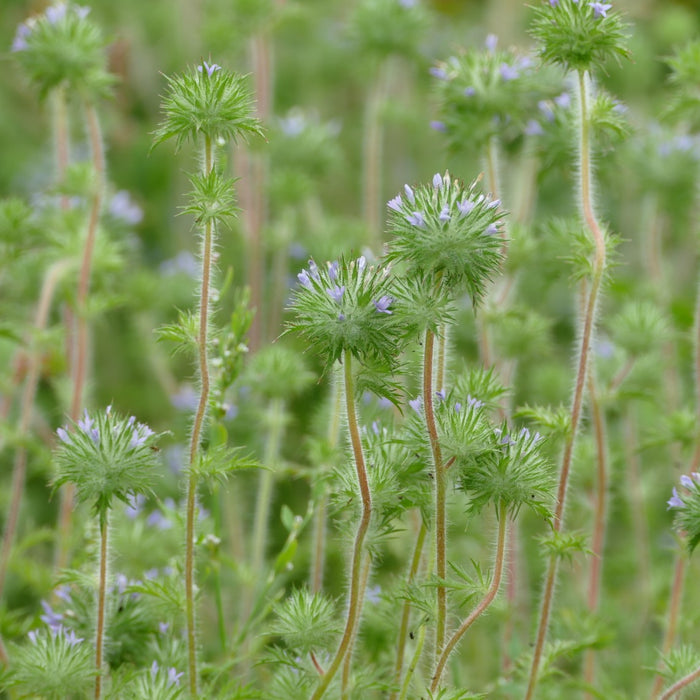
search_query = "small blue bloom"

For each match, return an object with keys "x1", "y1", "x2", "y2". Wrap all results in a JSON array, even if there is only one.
[
  {"x1": 430, "y1": 66, "x2": 448, "y2": 80},
  {"x1": 432, "y1": 172, "x2": 444, "y2": 189},
  {"x1": 63, "y1": 629, "x2": 83, "y2": 647},
  {"x1": 406, "y1": 211, "x2": 426, "y2": 227},
  {"x1": 40, "y1": 600, "x2": 63, "y2": 632},
  {"x1": 538, "y1": 100, "x2": 555, "y2": 122},
  {"x1": 439, "y1": 206, "x2": 451, "y2": 222},
  {"x1": 159, "y1": 621, "x2": 170, "y2": 634},
  {"x1": 109, "y1": 191, "x2": 143, "y2": 225},
  {"x1": 297, "y1": 270, "x2": 312, "y2": 288},
  {"x1": 356, "y1": 255, "x2": 367, "y2": 271},
  {"x1": 680, "y1": 475, "x2": 695, "y2": 490},
  {"x1": 667, "y1": 487, "x2": 684, "y2": 510},
  {"x1": 308, "y1": 259, "x2": 320, "y2": 280},
  {"x1": 198, "y1": 61, "x2": 222, "y2": 77},
  {"x1": 328, "y1": 260, "x2": 339, "y2": 281},
  {"x1": 549, "y1": 0, "x2": 559, "y2": 6},
  {"x1": 435, "y1": 390, "x2": 446, "y2": 401},
  {"x1": 167, "y1": 668, "x2": 184, "y2": 687},
  {"x1": 485, "y1": 34, "x2": 498, "y2": 53},
  {"x1": 373, "y1": 296, "x2": 393, "y2": 314},
  {"x1": 45, "y1": 3, "x2": 68, "y2": 24},
  {"x1": 409, "y1": 396, "x2": 423, "y2": 413},
  {"x1": 487, "y1": 198, "x2": 501, "y2": 209},
  {"x1": 525, "y1": 119, "x2": 544, "y2": 136},
  {"x1": 404, "y1": 184, "x2": 416, "y2": 204},
  {"x1": 457, "y1": 199, "x2": 475, "y2": 216},
  {"x1": 387, "y1": 195, "x2": 403, "y2": 212},
  {"x1": 28, "y1": 630, "x2": 38, "y2": 644},
  {"x1": 75, "y1": 6, "x2": 91, "y2": 19},
  {"x1": 57, "y1": 427, "x2": 71, "y2": 445},
  {"x1": 327, "y1": 285, "x2": 345, "y2": 303},
  {"x1": 464, "y1": 86, "x2": 476, "y2": 97},
  {"x1": 485, "y1": 223, "x2": 499, "y2": 236},
  {"x1": 499, "y1": 63, "x2": 519, "y2": 81},
  {"x1": 151, "y1": 661, "x2": 160, "y2": 680},
  {"x1": 399, "y1": 0, "x2": 417, "y2": 7},
  {"x1": 554, "y1": 92, "x2": 571, "y2": 109},
  {"x1": 365, "y1": 585, "x2": 381, "y2": 604},
  {"x1": 371, "y1": 421, "x2": 380, "y2": 435},
  {"x1": 454, "y1": 402, "x2": 462, "y2": 412},
  {"x1": 467, "y1": 395, "x2": 484, "y2": 409},
  {"x1": 430, "y1": 120, "x2": 447, "y2": 133},
  {"x1": 589, "y1": 1, "x2": 612, "y2": 17},
  {"x1": 11, "y1": 23, "x2": 31, "y2": 52}
]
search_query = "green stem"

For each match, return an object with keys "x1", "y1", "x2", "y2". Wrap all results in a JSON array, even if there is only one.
[
  {"x1": 583, "y1": 376, "x2": 608, "y2": 697},
  {"x1": 389, "y1": 518, "x2": 427, "y2": 700},
  {"x1": 56, "y1": 101, "x2": 106, "y2": 574},
  {"x1": 251, "y1": 398, "x2": 285, "y2": 579},
  {"x1": 398, "y1": 624, "x2": 426, "y2": 700},
  {"x1": 523, "y1": 69, "x2": 607, "y2": 700},
  {"x1": 211, "y1": 486, "x2": 227, "y2": 652},
  {"x1": 431, "y1": 506, "x2": 508, "y2": 693},
  {"x1": 310, "y1": 350, "x2": 372, "y2": 700},
  {"x1": 95, "y1": 515, "x2": 108, "y2": 700},
  {"x1": 423, "y1": 329, "x2": 446, "y2": 659},
  {"x1": 0, "y1": 261, "x2": 69, "y2": 605},
  {"x1": 311, "y1": 370, "x2": 343, "y2": 592},
  {"x1": 185, "y1": 135, "x2": 215, "y2": 698},
  {"x1": 659, "y1": 664, "x2": 700, "y2": 700}
]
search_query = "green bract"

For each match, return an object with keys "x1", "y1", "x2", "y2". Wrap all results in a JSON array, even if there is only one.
[
  {"x1": 287, "y1": 255, "x2": 405, "y2": 369},
  {"x1": 53, "y1": 408, "x2": 162, "y2": 523},
  {"x1": 180, "y1": 169, "x2": 239, "y2": 227},
  {"x1": 385, "y1": 172, "x2": 505, "y2": 305},
  {"x1": 530, "y1": 0, "x2": 631, "y2": 73},
  {"x1": 12, "y1": 3, "x2": 113, "y2": 100},
  {"x1": 153, "y1": 62, "x2": 263, "y2": 150}
]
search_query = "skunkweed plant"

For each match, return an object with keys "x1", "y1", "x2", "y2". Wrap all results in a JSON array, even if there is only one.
[{"x1": 3, "y1": 0, "x2": 700, "y2": 699}]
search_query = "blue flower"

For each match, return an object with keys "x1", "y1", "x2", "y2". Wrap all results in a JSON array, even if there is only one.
[
  {"x1": 57, "y1": 427, "x2": 71, "y2": 445},
  {"x1": 45, "y1": 3, "x2": 68, "y2": 24},
  {"x1": 439, "y1": 206, "x2": 451, "y2": 222},
  {"x1": 409, "y1": 396, "x2": 423, "y2": 413},
  {"x1": 464, "y1": 86, "x2": 476, "y2": 97},
  {"x1": 326, "y1": 285, "x2": 345, "y2": 303},
  {"x1": 680, "y1": 474, "x2": 695, "y2": 490},
  {"x1": 387, "y1": 194, "x2": 403, "y2": 212},
  {"x1": 297, "y1": 270, "x2": 312, "y2": 288},
  {"x1": 198, "y1": 61, "x2": 222, "y2": 77},
  {"x1": 457, "y1": 199, "x2": 475, "y2": 216},
  {"x1": 525, "y1": 119, "x2": 544, "y2": 136},
  {"x1": 11, "y1": 22, "x2": 32, "y2": 52},
  {"x1": 485, "y1": 34, "x2": 498, "y2": 53},
  {"x1": 554, "y1": 92, "x2": 571, "y2": 109},
  {"x1": 308, "y1": 259, "x2": 320, "y2": 280},
  {"x1": 667, "y1": 487, "x2": 684, "y2": 510},
  {"x1": 430, "y1": 120, "x2": 447, "y2": 132},
  {"x1": 430, "y1": 66, "x2": 448, "y2": 80},
  {"x1": 589, "y1": 2, "x2": 612, "y2": 17},
  {"x1": 167, "y1": 668, "x2": 184, "y2": 687},
  {"x1": 328, "y1": 260, "x2": 339, "y2": 281},
  {"x1": 499, "y1": 63, "x2": 519, "y2": 81},
  {"x1": 406, "y1": 211, "x2": 426, "y2": 227},
  {"x1": 432, "y1": 172, "x2": 444, "y2": 189},
  {"x1": 404, "y1": 184, "x2": 416, "y2": 204},
  {"x1": 373, "y1": 296, "x2": 393, "y2": 314}
]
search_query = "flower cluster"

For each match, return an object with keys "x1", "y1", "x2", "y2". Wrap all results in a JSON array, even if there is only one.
[
  {"x1": 53, "y1": 408, "x2": 162, "y2": 522},
  {"x1": 386, "y1": 172, "x2": 505, "y2": 304},
  {"x1": 430, "y1": 37, "x2": 559, "y2": 151},
  {"x1": 288, "y1": 255, "x2": 406, "y2": 369},
  {"x1": 667, "y1": 473, "x2": 700, "y2": 554},
  {"x1": 11, "y1": 2, "x2": 113, "y2": 99},
  {"x1": 530, "y1": 0, "x2": 631, "y2": 73}
]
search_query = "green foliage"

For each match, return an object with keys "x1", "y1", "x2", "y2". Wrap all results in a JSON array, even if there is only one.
[{"x1": 180, "y1": 170, "x2": 240, "y2": 228}]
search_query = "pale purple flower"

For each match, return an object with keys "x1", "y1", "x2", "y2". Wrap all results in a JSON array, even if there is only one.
[
  {"x1": 125, "y1": 494, "x2": 145, "y2": 518},
  {"x1": 373, "y1": 296, "x2": 393, "y2": 314},
  {"x1": 45, "y1": 3, "x2": 68, "y2": 24},
  {"x1": 130, "y1": 424, "x2": 155, "y2": 448},
  {"x1": 485, "y1": 34, "x2": 498, "y2": 53},
  {"x1": 57, "y1": 427, "x2": 71, "y2": 445},
  {"x1": 387, "y1": 195, "x2": 403, "y2": 212},
  {"x1": 518, "y1": 56, "x2": 533, "y2": 70},
  {"x1": 454, "y1": 402, "x2": 462, "y2": 412},
  {"x1": 167, "y1": 668, "x2": 184, "y2": 687},
  {"x1": 436, "y1": 390, "x2": 446, "y2": 401},
  {"x1": 279, "y1": 112, "x2": 306, "y2": 136},
  {"x1": 680, "y1": 475, "x2": 695, "y2": 490},
  {"x1": 404, "y1": 184, "x2": 416, "y2": 204},
  {"x1": 430, "y1": 120, "x2": 447, "y2": 133},
  {"x1": 409, "y1": 396, "x2": 423, "y2": 413},
  {"x1": 160, "y1": 251, "x2": 198, "y2": 278},
  {"x1": 28, "y1": 630, "x2": 38, "y2": 644},
  {"x1": 430, "y1": 66, "x2": 448, "y2": 80},
  {"x1": 487, "y1": 198, "x2": 501, "y2": 209},
  {"x1": 288, "y1": 243, "x2": 307, "y2": 260},
  {"x1": 485, "y1": 223, "x2": 499, "y2": 235},
  {"x1": 40, "y1": 601, "x2": 63, "y2": 632},
  {"x1": 525, "y1": 119, "x2": 544, "y2": 136},
  {"x1": 399, "y1": 0, "x2": 417, "y2": 7},
  {"x1": 151, "y1": 661, "x2": 160, "y2": 680},
  {"x1": 297, "y1": 270, "x2": 312, "y2": 288},
  {"x1": 554, "y1": 92, "x2": 571, "y2": 109},
  {"x1": 11, "y1": 23, "x2": 32, "y2": 52},
  {"x1": 467, "y1": 395, "x2": 484, "y2": 409},
  {"x1": 365, "y1": 585, "x2": 381, "y2": 604},
  {"x1": 457, "y1": 199, "x2": 475, "y2": 216},
  {"x1": 326, "y1": 285, "x2": 345, "y2": 303},
  {"x1": 464, "y1": 86, "x2": 476, "y2": 97},
  {"x1": 198, "y1": 61, "x2": 222, "y2": 77},
  {"x1": 63, "y1": 629, "x2": 83, "y2": 647},
  {"x1": 406, "y1": 211, "x2": 426, "y2": 227},
  {"x1": 499, "y1": 63, "x2": 519, "y2": 81},
  {"x1": 308, "y1": 259, "x2": 320, "y2": 280},
  {"x1": 667, "y1": 487, "x2": 684, "y2": 510},
  {"x1": 356, "y1": 255, "x2": 367, "y2": 271},
  {"x1": 439, "y1": 206, "x2": 451, "y2": 222},
  {"x1": 589, "y1": 2, "x2": 612, "y2": 17},
  {"x1": 171, "y1": 385, "x2": 198, "y2": 411},
  {"x1": 147, "y1": 510, "x2": 173, "y2": 530},
  {"x1": 109, "y1": 191, "x2": 143, "y2": 225},
  {"x1": 549, "y1": 0, "x2": 559, "y2": 6},
  {"x1": 432, "y1": 173, "x2": 444, "y2": 189},
  {"x1": 75, "y1": 6, "x2": 91, "y2": 19},
  {"x1": 371, "y1": 421, "x2": 380, "y2": 435},
  {"x1": 538, "y1": 100, "x2": 555, "y2": 122},
  {"x1": 159, "y1": 621, "x2": 170, "y2": 634},
  {"x1": 328, "y1": 261, "x2": 339, "y2": 281}
]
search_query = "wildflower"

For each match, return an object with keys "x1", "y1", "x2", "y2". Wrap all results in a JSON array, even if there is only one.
[
  {"x1": 467, "y1": 395, "x2": 485, "y2": 409},
  {"x1": 63, "y1": 629, "x2": 84, "y2": 647},
  {"x1": 589, "y1": 2, "x2": 612, "y2": 17},
  {"x1": 430, "y1": 120, "x2": 447, "y2": 132},
  {"x1": 197, "y1": 61, "x2": 222, "y2": 77},
  {"x1": 499, "y1": 63, "x2": 519, "y2": 81},
  {"x1": 409, "y1": 396, "x2": 423, "y2": 413},
  {"x1": 308, "y1": 259, "x2": 320, "y2": 280},
  {"x1": 554, "y1": 92, "x2": 571, "y2": 109},
  {"x1": 439, "y1": 206, "x2": 451, "y2": 221},
  {"x1": 109, "y1": 191, "x2": 143, "y2": 225},
  {"x1": 430, "y1": 66, "x2": 448, "y2": 80},
  {"x1": 549, "y1": 0, "x2": 559, "y2": 5},
  {"x1": 365, "y1": 585, "x2": 381, "y2": 604},
  {"x1": 399, "y1": 0, "x2": 417, "y2": 7},
  {"x1": 406, "y1": 211, "x2": 426, "y2": 227},
  {"x1": 11, "y1": 23, "x2": 32, "y2": 52},
  {"x1": 356, "y1": 255, "x2": 367, "y2": 271},
  {"x1": 464, "y1": 86, "x2": 476, "y2": 97},
  {"x1": 454, "y1": 402, "x2": 462, "y2": 412},
  {"x1": 538, "y1": 100, "x2": 555, "y2": 122},
  {"x1": 150, "y1": 661, "x2": 160, "y2": 680},
  {"x1": 432, "y1": 172, "x2": 444, "y2": 189},
  {"x1": 404, "y1": 184, "x2": 416, "y2": 204},
  {"x1": 297, "y1": 270, "x2": 312, "y2": 288},
  {"x1": 457, "y1": 199, "x2": 475, "y2": 216},
  {"x1": 130, "y1": 423, "x2": 154, "y2": 448},
  {"x1": 40, "y1": 601, "x2": 63, "y2": 632},
  {"x1": 159, "y1": 621, "x2": 170, "y2": 634},
  {"x1": 167, "y1": 668, "x2": 184, "y2": 687},
  {"x1": 485, "y1": 223, "x2": 499, "y2": 235},
  {"x1": 57, "y1": 427, "x2": 71, "y2": 445},
  {"x1": 436, "y1": 390, "x2": 446, "y2": 401},
  {"x1": 680, "y1": 475, "x2": 695, "y2": 490},
  {"x1": 45, "y1": 3, "x2": 68, "y2": 24},
  {"x1": 326, "y1": 285, "x2": 345, "y2": 303},
  {"x1": 667, "y1": 487, "x2": 684, "y2": 510},
  {"x1": 373, "y1": 296, "x2": 393, "y2": 314},
  {"x1": 387, "y1": 195, "x2": 403, "y2": 212},
  {"x1": 525, "y1": 119, "x2": 544, "y2": 136},
  {"x1": 487, "y1": 198, "x2": 501, "y2": 209},
  {"x1": 485, "y1": 34, "x2": 498, "y2": 53},
  {"x1": 328, "y1": 261, "x2": 339, "y2": 281}
]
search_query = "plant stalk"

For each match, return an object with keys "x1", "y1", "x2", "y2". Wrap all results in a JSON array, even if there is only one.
[
  {"x1": 659, "y1": 664, "x2": 700, "y2": 700},
  {"x1": 95, "y1": 515, "x2": 108, "y2": 700}
]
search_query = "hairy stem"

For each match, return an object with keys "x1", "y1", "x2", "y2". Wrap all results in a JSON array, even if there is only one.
[
  {"x1": 342, "y1": 554, "x2": 371, "y2": 697},
  {"x1": 95, "y1": 515, "x2": 108, "y2": 700},
  {"x1": 398, "y1": 624, "x2": 426, "y2": 700},
  {"x1": 423, "y1": 329, "x2": 447, "y2": 659},
  {"x1": 0, "y1": 261, "x2": 69, "y2": 605},
  {"x1": 523, "y1": 69, "x2": 607, "y2": 700},
  {"x1": 659, "y1": 664, "x2": 700, "y2": 700},
  {"x1": 185, "y1": 136, "x2": 215, "y2": 697},
  {"x1": 583, "y1": 376, "x2": 608, "y2": 697},
  {"x1": 431, "y1": 506, "x2": 508, "y2": 692},
  {"x1": 311, "y1": 351, "x2": 372, "y2": 700},
  {"x1": 56, "y1": 101, "x2": 106, "y2": 574}
]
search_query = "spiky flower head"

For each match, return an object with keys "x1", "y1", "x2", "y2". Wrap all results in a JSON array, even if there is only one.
[
  {"x1": 288, "y1": 255, "x2": 405, "y2": 371},
  {"x1": 11, "y1": 2, "x2": 113, "y2": 100},
  {"x1": 431, "y1": 42, "x2": 558, "y2": 151},
  {"x1": 530, "y1": 0, "x2": 631, "y2": 74},
  {"x1": 668, "y1": 472, "x2": 700, "y2": 554},
  {"x1": 386, "y1": 172, "x2": 505, "y2": 305},
  {"x1": 53, "y1": 408, "x2": 162, "y2": 525},
  {"x1": 153, "y1": 61, "x2": 264, "y2": 150}
]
